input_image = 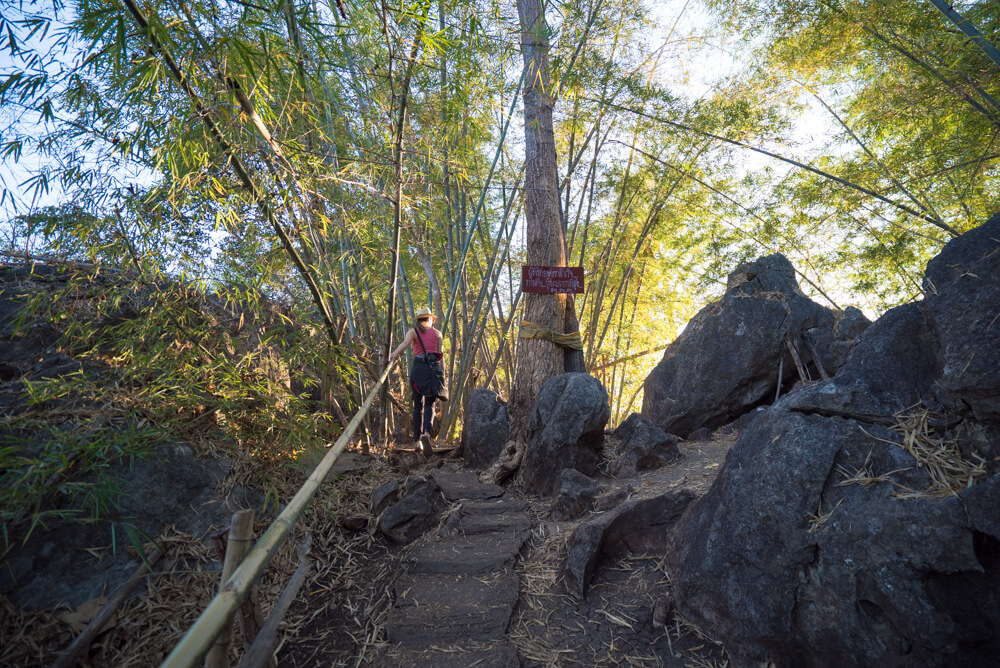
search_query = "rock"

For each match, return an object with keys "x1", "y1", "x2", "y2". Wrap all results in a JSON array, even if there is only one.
[
  {"x1": 665, "y1": 216, "x2": 1000, "y2": 666},
  {"x1": 0, "y1": 442, "x2": 242, "y2": 610},
  {"x1": 340, "y1": 516, "x2": 368, "y2": 531},
  {"x1": 562, "y1": 489, "x2": 695, "y2": 598},
  {"x1": 378, "y1": 476, "x2": 448, "y2": 545},
  {"x1": 550, "y1": 469, "x2": 600, "y2": 521},
  {"x1": 921, "y1": 215, "x2": 1000, "y2": 423},
  {"x1": 667, "y1": 406, "x2": 1000, "y2": 666},
  {"x1": 593, "y1": 485, "x2": 633, "y2": 512},
  {"x1": 461, "y1": 388, "x2": 510, "y2": 469},
  {"x1": 521, "y1": 373, "x2": 611, "y2": 496},
  {"x1": 330, "y1": 451, "x2": 374, "y2": 476},
  {"x1": 719, "y1": 406, "x2": 767, "y2": 435},
  {"x1": 429, "y1": 469, "x2": 504, "y2": 501},
  {"x1": 371, "y1": 481, "x2": 401, "y2": 516},
  {"x1": 685, "y1": 427, "x2": 712, "y2": 442},
  {"x1": 780, "y1": 302, "x2": 942, "y2": 423},
  {"x1": 642, "y1": 253, "x2": 870, "y2": 437},
  {"x1": 608, "y1": 413, "x2": 681, "y2": 477},
  {"x1": 406, "y1": 532, "x2": 530, "y2": 575},
  {"x1": 385, "y1": 569, "x2": 520, "y2": 645},
  {"x1": 652, "y1": 597, "x2": 675, "y2": 629},
  {"x1": 923, "y1": 212, "x2": 1000, "y2": 292},
  {"x1": 438, "y1": 496, "x2": 532, "y2": 537},
  {"x1": 782, "y1": 213, "x2": 1000, "y2": 456}
]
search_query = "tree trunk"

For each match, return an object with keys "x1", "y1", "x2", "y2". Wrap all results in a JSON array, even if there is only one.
[{"x1": 510, "y1": 0, "x2": 567, "y2": 442}]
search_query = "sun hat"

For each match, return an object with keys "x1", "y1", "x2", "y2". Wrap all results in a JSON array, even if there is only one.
[{"x1": 415, "y1": 307, "x2": 434, "y2": 321}]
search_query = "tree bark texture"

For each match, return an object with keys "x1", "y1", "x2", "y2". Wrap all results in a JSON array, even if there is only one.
[{"x1": 511, "y1": 0, "x2": 567, "y2": 441}]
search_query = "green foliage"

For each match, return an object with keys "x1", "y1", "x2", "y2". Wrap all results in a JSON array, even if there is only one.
[{"x1": 0, "y1": 267, "x2": 338, "y2": 550}]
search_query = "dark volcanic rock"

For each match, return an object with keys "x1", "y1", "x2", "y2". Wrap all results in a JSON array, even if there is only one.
[
  {"x1": 608, "y1": 413, "x2": 681, "y2": 477},
  {"x1": 550, "y1": 469, "x2": 600, "y2": 521},
  {"x1": 668, "y1": 408, "x2": 1000, "y2": 667},
  {"x1": 642, "y1": 253, "x2": 870, "y2": 437},
  {"x1": 667, "y1": 215, "x2": 1000, "y2": 667},
  {"x1": 562, "y1": 489, "x2": 694, "y2": 598},
  {"x1": 378, "y1": 476, "x2": 447, "y2": 545},
  {"x1": 521, "y1": 373, "x2": 611, "y2": 496},
  {"x1": 461, "y1": 388, "x2": 509, "y2": 469},
  {"x1": 781, "y1": 302, "x2": 942, "y2": 423}
]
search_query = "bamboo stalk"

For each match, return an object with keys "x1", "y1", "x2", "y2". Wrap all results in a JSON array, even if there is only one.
[
  {"x1": 236, "y1": 536, "x2": 311, "y2": 668},
  {"x1": 52, "y1": 546, "x2": 164, "y2": 668},
  {"x1": 925, "y1": 0, "x2": 1000, "y2": 72},
  {"x1": 161, "y1": 366, "x2": 391, "y2": 668},
  {"x1": 587, "y1": 96, "x2": 962, "y2": 237},
  {"x1": 121, "y1": 0, "x2": 342, "y2": 344},
  {"x1": 205, "y1": 510, "x2": 255, "y2": 668},
  {"x1": 784, "y1": 337, "x2": 810, "y2": 383}
]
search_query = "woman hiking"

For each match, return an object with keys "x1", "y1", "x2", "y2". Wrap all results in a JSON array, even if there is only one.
[{"x1": 388, "y1": 307, "x2": 445, "y2": 456}]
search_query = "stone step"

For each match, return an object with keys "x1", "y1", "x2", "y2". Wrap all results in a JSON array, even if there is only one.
[
  {"x1": 376, "y1": 639, "x2": 520, "y2": 668},
  {"x1": 438, "y1": 496, "x2": 533, "y2": 536},
  {"x1": 385, "y1": 568, "x2": 519, "y2": 645},
  {"x1": 406, "y1": 530, "x2": 529, "y2": 575},
  {"x1": 429, "y1": 469, "x2": 505, "y2": 501}
]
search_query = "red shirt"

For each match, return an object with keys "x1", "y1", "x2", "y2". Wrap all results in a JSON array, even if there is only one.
[{"x1": 412, "y1": 326, "x2": 442, "y2": 356}]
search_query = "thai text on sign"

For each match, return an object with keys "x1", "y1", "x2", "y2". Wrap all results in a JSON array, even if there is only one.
[{"x1": 521, "y1": 266, "x2": 585, "y2": 294}]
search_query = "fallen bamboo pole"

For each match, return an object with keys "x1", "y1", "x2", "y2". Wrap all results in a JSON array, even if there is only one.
[
  {"x1": 161, "y1": 366, "x2": 391, "y2": 668},
  {"x1": 52, "y1": 546, "x2": 164, "y2": 668},
  {"x1": 237, "y1": 536, "x2": 312, "y2": 668}
]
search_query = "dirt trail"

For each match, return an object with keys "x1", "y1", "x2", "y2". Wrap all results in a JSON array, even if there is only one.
[{"x1": 285, "y1": 433, "x2": 736, "y2": 667}]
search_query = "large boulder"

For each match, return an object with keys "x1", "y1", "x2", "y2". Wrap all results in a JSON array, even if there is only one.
[
  {"x1": 607, "y1": 413, "x2": 680, "y2": 477},
  {"x1": 642, "y1": 253, "x2": 870, "y2": 437},
  {"x1": 667, "y1": 214, "x2": 1000, "y2": 666},
  {"x1": 378, "y1": 475, "x2": 448, "y2": 545},
  {"x1": 461, "y1": 388, "x2": 509, "y2": 469},
  {"x1": 521, "y1": 373, "x2": 611, "y2": 496}
]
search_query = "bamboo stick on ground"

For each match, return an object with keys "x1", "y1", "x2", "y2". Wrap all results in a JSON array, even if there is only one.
[{"x1": 52, "y1": 546, "x2": 164, "y2": 668}]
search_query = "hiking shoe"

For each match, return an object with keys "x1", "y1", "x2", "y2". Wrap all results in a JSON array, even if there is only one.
[{"x1": 419, "y1": 433, "x2": 433, "y2": 457}]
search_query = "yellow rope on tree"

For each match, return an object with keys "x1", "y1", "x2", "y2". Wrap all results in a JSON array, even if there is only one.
[{"x1": 518, "y1": 320, "x2": 584, "y2": 350}]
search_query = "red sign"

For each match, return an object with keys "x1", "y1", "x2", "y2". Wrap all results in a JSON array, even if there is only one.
[{"x1": 522, "y1": 266, "x2": 585, "y2": 294}]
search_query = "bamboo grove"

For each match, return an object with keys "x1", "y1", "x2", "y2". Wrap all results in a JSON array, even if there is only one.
[{"x1": 2, "y1": 0, "x2": 999, "y2": 453}]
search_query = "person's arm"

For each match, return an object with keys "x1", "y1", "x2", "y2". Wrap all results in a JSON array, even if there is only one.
[{"x1": 388, "y1": 328, "x2": 415, "y2": 363}]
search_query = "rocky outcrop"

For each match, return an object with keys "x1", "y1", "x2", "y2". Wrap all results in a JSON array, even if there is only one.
[
  {"x1": 461, "y1": 388, "x2": 509, "y2": 469},
  {"x1": 521, "y1": 373, "x2": 611, "y2": 496},
  {"x1": 666, "y1": 214, "x2": 1000, "y2": 667},
  {"x1": 607, "y1": 413, "x2": 680, "y2": 477},
  {"x1": 562, "y1": 489, "x2": 694, "y2": 598},
  {"x1": 642, "y1": 253, "x2": 870, "y2": 437}
]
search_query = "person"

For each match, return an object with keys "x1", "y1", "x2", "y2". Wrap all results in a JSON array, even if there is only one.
[{"x1": 388, "y1": 307, "x2": 444, "y2": 456}]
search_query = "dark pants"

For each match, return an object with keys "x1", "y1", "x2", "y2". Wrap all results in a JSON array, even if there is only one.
[{"x1": 412, "y1": 390, "x2": 436, "y2": 440}]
